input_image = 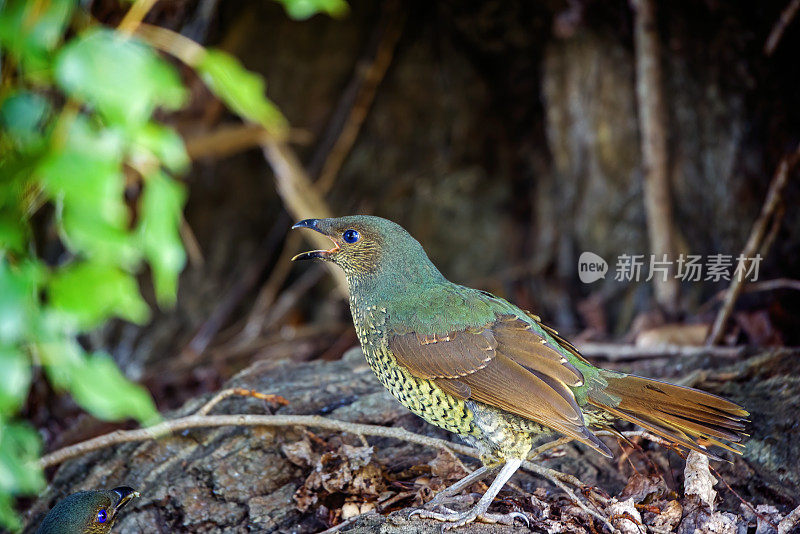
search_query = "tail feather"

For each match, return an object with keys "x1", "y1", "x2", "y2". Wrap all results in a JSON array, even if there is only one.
[{"x1": 588, "y1": 373, "x2": 748, "y2": 459}]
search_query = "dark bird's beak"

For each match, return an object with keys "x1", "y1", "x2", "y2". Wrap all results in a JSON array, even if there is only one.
[
  {"x1": 291, "y1": 219, "x2": 338, "y2": 261},
  {"x1": 291, "y1": 219, "x2": 319, "y2": 231},
  {"x1": 111, "y1": 487, "x2": 139, "y2": 514}
]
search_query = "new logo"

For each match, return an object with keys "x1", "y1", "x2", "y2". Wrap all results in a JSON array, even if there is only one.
[{"x1": 578, "y1": 252, "x2": 608, "y2": 283}]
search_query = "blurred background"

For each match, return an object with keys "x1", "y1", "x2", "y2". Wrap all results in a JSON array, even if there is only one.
[
  {"x1": 2, "y1": 0, "x2": 800, "y2": 530},
  {"x1": 110, "y1": 0, "x2": 800, "y2": 408}
]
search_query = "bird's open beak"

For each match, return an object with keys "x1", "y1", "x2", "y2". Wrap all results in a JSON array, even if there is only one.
[
  {"x1": 291, "y1": 219, "x2": 339, "y2": 261},
  {"x1": 111, "y1": 487, "x2": 139, "y2": 515}
]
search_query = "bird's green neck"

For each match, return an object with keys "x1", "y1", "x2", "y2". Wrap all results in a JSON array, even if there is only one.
[{"x1": 347, "y1": 248, "x2": 448, "y2": 307}]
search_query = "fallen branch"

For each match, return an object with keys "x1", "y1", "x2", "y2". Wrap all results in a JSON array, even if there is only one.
[
  {"x1": 575, "y1": 342, "x2": 746, "y2": 361},
  {"x1": 707, "y1": 143, "x2": 800, "y2": 345}
]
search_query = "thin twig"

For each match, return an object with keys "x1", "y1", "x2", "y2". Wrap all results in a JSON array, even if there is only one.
[
  {"x1": 314, "y1": 4, "x2": 405, "y2": 194},
  {"x1": 708, "y1": 462, "x2": 779, "y2": 531},
  {"x1": 179, "y1": 216, "x2": 204, "y2": 267},
  {"x1": 696, "y1": 277, "x2": 800, "y2": 315},
  {"x1": 253, "y1": 264, "x2": 327, "y2": 329},
  {"x1": 117, "y1": 0, "x2": 158, "y2": 36},
  {"x1": 182, "y1": 213, "x2": 291, "y2": 359},
  {"x1": 196, "y1": 387, "x2": 288, "y2": 416},
  {"x1": 39, "y1": 414, "x2": 478, "y2": 470},
  {"x1": 239, "y1": 232, "x2": 304, "y2": 341},
  {"x1": 307, "y1": 0, "x2": 401, "y2": 180},
  {"x1": 523, "y1": 460, "x2": 615, "y2": 532},
  {"x1": 575, "y1": 342, "x2": 746, "y2": 362},
  {"x1": 184, "y1": 124, "x2": 312, "y2": 160},
  {"x1": 760, "y1": 204, "x2": 786, "y2": 258},
  {"x1": 765, "y1": 0, "x2": 800, "y2": 56},
  {"x1": 707, "y1": 143, "x2": 800, "y2": 345},
  {"x1": 207, "y1": 323, "x2": 342, "y2": 363},
  {"x1": 529, "y1": 436, "x2": 575, "y2": 459},
  {"x1": 135, "y1": 23, "x2": 207, "y2": 66},
  {"x1": 261, "y1": 141, "x2": 348, "y2": 295}
]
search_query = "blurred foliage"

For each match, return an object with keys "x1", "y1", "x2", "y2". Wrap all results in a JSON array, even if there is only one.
[
  {"x1": 275, "y1": 0, "x2": 349, "y2": 20},
  {"x1": 0, "y1": 0, "x2": 344, "y2": 529}
]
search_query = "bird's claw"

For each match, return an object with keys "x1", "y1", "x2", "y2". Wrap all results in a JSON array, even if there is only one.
[
  {"x1": 505, "y1": 511, "x2": 530, "y2": 527},
  {"x1": 408, "y1": 508, "x2": 423, "y2": 520}
]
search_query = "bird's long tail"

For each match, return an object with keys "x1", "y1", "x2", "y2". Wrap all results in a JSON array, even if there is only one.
[{"x1": 587, "y1": 372, "x2": 749, "y2": 458}]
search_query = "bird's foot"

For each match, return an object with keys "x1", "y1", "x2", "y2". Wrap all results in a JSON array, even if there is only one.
[
  {"x1": 422, "y1": 492, "x2": 474, "y2": 510},
  {"x1": 409, "y1": 507, "x2": 529, "y2": 530}
]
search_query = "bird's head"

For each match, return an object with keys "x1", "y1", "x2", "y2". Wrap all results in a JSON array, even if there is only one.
[
  {"x1": 37, "y1": 487, "x2": 138, "y2": 534},
  {"x1": 291, "y1": 215, "x2": 444, "y2": 287}
]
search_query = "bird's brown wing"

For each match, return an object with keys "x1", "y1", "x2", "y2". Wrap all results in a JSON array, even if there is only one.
[
  {"x1": 520, "y1": 310, "x2": 595, "y2": 366},
  {"x1": 388, "y1": 314, "x2": 611, "y2": 456}
]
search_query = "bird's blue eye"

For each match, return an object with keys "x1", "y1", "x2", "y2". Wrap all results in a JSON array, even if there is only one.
[
  {"x1": 343, "y1": 229, "x2": 360, "y2": 244},
  {"x1": 97, "y1": 509, "x2": 107, "y2": 523}
]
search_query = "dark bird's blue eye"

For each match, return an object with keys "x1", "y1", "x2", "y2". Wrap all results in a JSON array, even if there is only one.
[
  {"x1": 343, "y1": 229, "x2": 360, "y2": 243},
  {"x1": 97, "y1": 509, "x2": 107, "y2": 523}
]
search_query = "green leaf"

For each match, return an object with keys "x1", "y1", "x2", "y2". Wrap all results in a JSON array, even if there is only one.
[
  {"x1": 0, "y1": 259, "x2": 39, "y2": 345},
  {"x1": 35, "y1": 331, "x2": 83, "y2": 390},
  {"x1": 0, "y1": 92, "x2": 51, "y2": 150},
  {"x1": 48, "y1": 261, "x2": 150, "y2": 329},
  {"x1": 0, "y1": 345, "x2": 31, "y2": 413},
  {"x1": 0, "y1": 211, "x2": 28, "y2": 254},
  {"x1": 133, "y1": 122, "x2": 190, "y2": 174},
  {"x1": 55, "y1": 28, "x2": 187, "y2": 128},
  {"x1": 39, "y1": 139, "x2": 126, "y2": 227},
  {"x1": 138, "y1": 172, "x2": 186, "y2": 306},
  {"x1": 274, "y1": 0, "x2": 349, "y2": 20},
  {"x1": 197, "y1": 49, "x2": 288, "y2": 134},
  {"x1": 37, "y1": 118, "x2": 141, "y2": 267},
  {"x1": 0, "y1": 0, "x2": 75, "y2": 78},
  {"x1": 0, "y1": 490, "x2": 21, "y2": 531},
  {"x1": 57, "y1": 351, "x2": 159, "y2": 425},
  {"x1": 0, "y1": 418, "x2": 45, "y2": 530},
  {"x1": 0, "y1": 419, "x2": 45, "y2": 494},
  {"x1": 60, "y1": 210, "x2": 142, "y2": 268}
]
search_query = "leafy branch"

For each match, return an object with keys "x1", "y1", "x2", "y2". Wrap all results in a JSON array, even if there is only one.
[{"x1": 0, "y1": 0, "x2": 345, "y2": 528}]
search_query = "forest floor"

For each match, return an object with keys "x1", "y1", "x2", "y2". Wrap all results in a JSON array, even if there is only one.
[{"x1": 21, "y1": 345, "x2": 800, "y2": 533}]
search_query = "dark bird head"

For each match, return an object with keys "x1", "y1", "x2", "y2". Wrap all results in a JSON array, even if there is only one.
[
  {"x1": 36, "y1": 487, "x2": 138, "y2": 534},
  {"x1": 291, "y1": 215, "x2": 445, "y2": 290}
]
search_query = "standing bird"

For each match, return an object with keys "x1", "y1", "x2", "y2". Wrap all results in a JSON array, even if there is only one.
[
  {"x1": 36, "y1": 487, "x2": 138, "y2": 534},
  {"x1": 292, "y1": 216, "x2": 748, "y2": 528}
]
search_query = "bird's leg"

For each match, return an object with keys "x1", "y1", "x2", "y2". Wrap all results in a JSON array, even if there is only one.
[
  {"x1": 421, "y1": 465, "x2": 495, "y2": 510},
  {"x1": 409, "y1": 458, "x2": 528, "y2": 529}
]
